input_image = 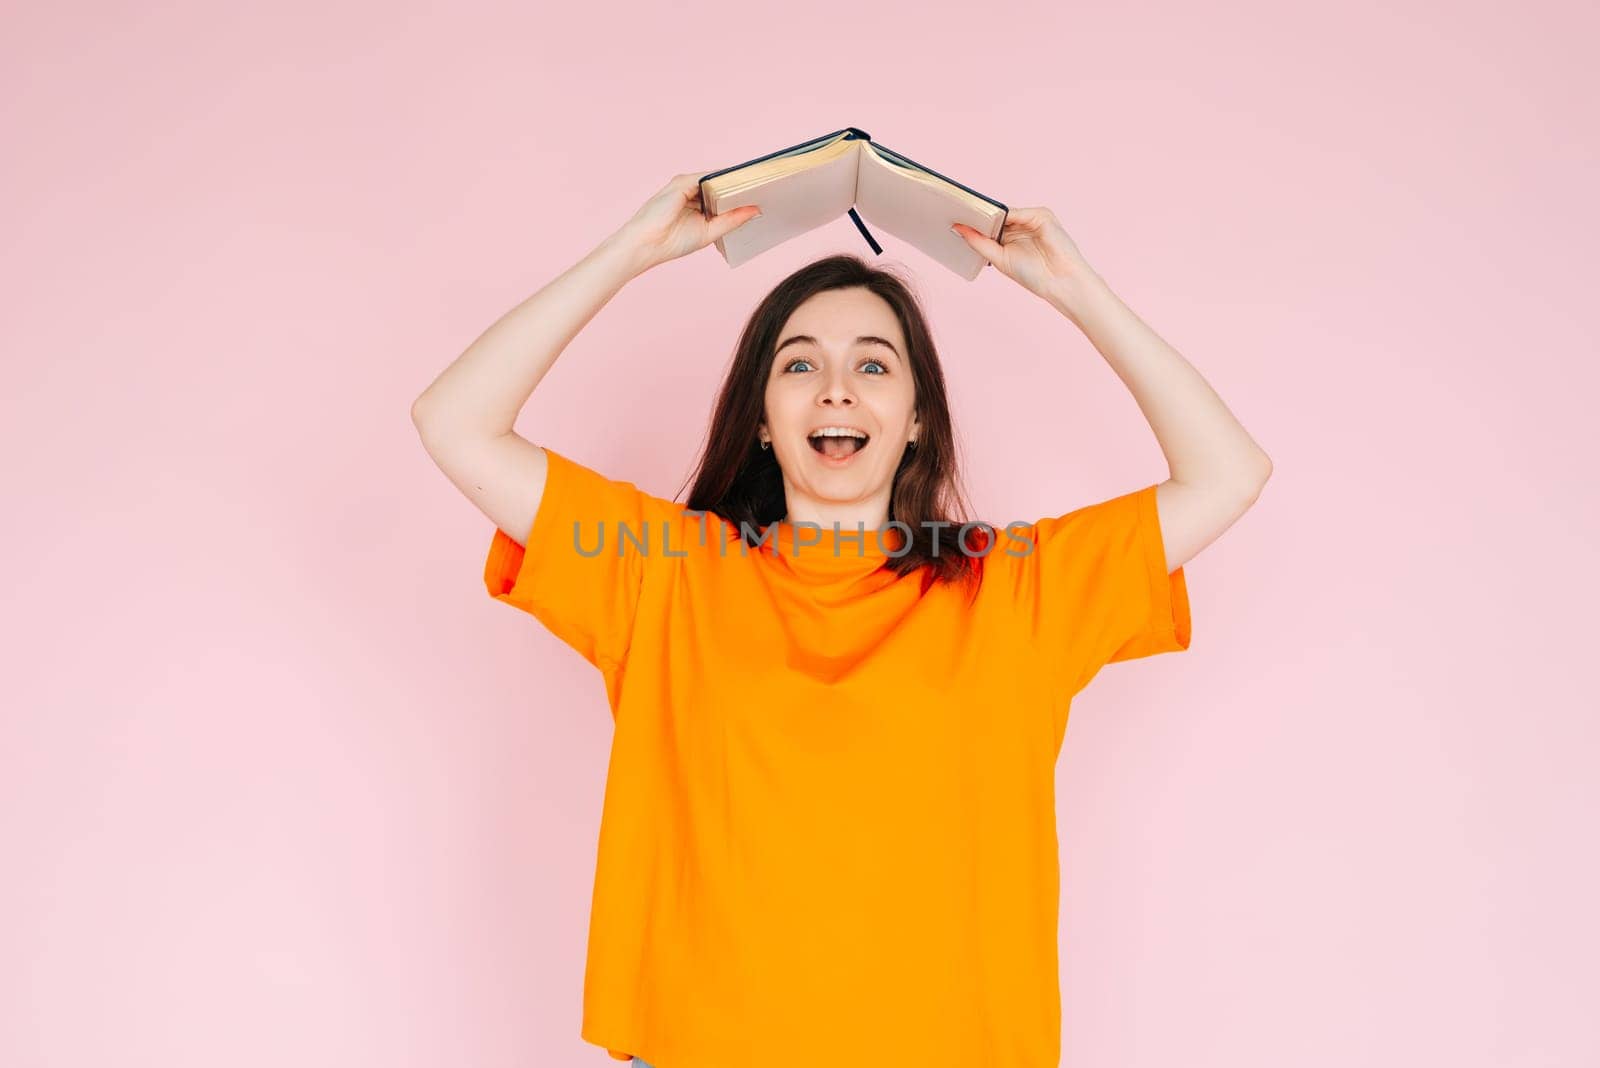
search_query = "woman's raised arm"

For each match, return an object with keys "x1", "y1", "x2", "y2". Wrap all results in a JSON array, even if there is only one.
[
  {"x1": 410, "y1": 173, "x2": 760, "y2": 546},
  {"x1": 954, "y1": 208, "x2": 1273, "y2": 573}
]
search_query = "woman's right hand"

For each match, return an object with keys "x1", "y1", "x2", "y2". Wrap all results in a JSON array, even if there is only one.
[{"x1": 609, "y1": 172, "x2": 762, "y2": 273}]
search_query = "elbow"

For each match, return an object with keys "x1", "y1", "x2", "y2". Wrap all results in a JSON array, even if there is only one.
[
  {"x1": 410, "y1": 394, "x2": 459, "y2": 452},
  {"x1": 1206, "y1": 450, "x2": 1271, "y2": 505},
  {"x1": 411, "y1": 391, "x2": 444, "y2": 435},
  {"x1": 1240, "y1": 450, "x2": 1273, "y2": 500},
  {"x1": 1253, "y1": 448, "x2": 1273, "y2": 483},
  {"x1": 411, "y1": 393, "x2": 510, "y2": 451}
]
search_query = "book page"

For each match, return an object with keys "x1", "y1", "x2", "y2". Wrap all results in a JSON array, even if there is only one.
[
  {"x1": 854, "y1": 147, "x2": 1005, "y2": 281},
  {"x1": 706, "y1": 143, "x2": 861, "y2": 268}
]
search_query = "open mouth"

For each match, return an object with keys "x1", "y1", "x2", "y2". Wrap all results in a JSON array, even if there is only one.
[{"x1": 807, "y1": 429, "x2": 870, "y2": 461}]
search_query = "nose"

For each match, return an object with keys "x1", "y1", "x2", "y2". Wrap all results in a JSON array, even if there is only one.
[{"x1": 816, "y1": 370, "x2": 857, "y2": 407}]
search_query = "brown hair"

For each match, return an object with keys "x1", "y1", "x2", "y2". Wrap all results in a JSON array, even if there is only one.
[{"x1": 676, "y1": 253, "x2": 995, "y2": 598}]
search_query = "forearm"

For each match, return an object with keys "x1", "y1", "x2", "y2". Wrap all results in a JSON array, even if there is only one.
[
  {"x1": 1044, "y1": 271, "x2": 1272, "y2": 494},
  {"x1": 410, "y1": 231, "x2": 651, "y2": 439}
]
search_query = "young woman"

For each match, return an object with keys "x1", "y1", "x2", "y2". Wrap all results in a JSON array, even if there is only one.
[{"x1": 412, "y1": 172, "x2": 1271, "y2": 1068}]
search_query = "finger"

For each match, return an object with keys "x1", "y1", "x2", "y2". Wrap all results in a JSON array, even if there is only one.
[
  {"x1": 669, "y1": 172, "x2": 711, "y2": 203},
  {"x1": 678, "y1": 171, "x2": 719, "y2": 193},
  {"x1": 706, "y1": 204, "x2": 762, "y2": 242},
  {"x1": 950, "y1": 222, "x2": 1004, "y2": 267}
]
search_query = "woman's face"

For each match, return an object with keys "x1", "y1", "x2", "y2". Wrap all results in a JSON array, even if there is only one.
[{"x1": 760, "y1": 286, "x2": 918, "y2": 526}]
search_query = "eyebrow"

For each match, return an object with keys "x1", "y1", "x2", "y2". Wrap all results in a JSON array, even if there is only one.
[{"x1": 775, "y1": 334, "x2": 901, "y2": 360}]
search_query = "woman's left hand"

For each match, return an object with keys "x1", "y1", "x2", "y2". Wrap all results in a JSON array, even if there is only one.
[{"x1": 951, "y1": 207, "x2": 1094, "y2": 300}]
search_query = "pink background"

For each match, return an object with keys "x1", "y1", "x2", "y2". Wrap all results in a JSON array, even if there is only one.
[{"x1": 4, "y1": 2, "x2": 1596, "y2": 1066}]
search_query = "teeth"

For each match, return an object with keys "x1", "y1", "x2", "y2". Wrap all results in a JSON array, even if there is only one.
[{"x1": 809, "y1": 427, "x2": 869, "y2": 439}]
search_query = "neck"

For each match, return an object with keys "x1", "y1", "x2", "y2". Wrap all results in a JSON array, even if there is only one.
[{"x1": 780, "y1": 488, "x2": 893, "y2": 534}]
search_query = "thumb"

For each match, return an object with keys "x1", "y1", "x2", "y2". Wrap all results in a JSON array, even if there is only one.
[
  {"x1": 951, "y1": 222, "x2": 1002, "y2": 268},
  {"x1": 707, "y1": 204, "x2": 762, "y2": 243}
]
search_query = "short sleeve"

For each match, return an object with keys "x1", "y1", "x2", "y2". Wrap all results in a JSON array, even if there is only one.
[
  {"x1": 483, "y1": 447, "x2": 686, "y2": 675},
  {"x1": 1000, "y1": 482, "x2": 1192, "y2": 699}
]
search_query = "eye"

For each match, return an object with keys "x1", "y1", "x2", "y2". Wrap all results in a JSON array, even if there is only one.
[{"x1": 781, "y1": 356, "x2": 891, "y2": 375}]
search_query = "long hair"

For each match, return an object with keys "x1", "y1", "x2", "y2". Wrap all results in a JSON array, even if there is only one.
[{"x1": 676, "y1": 253, "x2": 995, "y2": 598}]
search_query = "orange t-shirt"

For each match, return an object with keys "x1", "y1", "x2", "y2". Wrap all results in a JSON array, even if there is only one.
[{"x1": 483, "y1": 446, "x2": 1192, "y2": 1068}]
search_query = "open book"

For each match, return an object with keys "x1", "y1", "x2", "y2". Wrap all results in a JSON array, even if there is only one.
[{"x1": 698, "y1": 127, "x2": 1008, "y2": 281}]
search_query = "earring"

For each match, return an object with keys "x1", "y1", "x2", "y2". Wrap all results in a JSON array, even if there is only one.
[
  {"x1": 760, "y1": 440, "x2": 770, "y2": 450},
  {"x1": 907, "y1": 439, "x2": 917, "y2": 449}
]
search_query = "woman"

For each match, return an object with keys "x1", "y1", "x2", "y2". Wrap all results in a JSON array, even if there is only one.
[{"x1": 412, "y1": 173, "x2": 1271, "y2": 1068}]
